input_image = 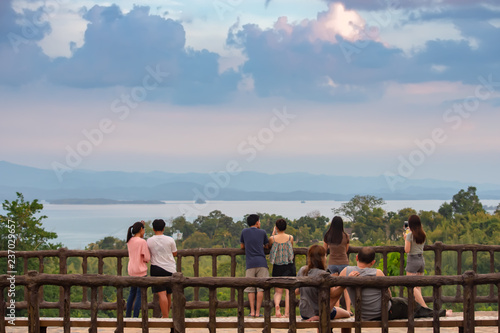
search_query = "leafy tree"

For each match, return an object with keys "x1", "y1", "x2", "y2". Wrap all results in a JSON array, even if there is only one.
[
  {"x1": 451, "y1": 186, "x2": 485, "y2": 216},
  {"x1": 419, "y1": 210, "x2": 442, "y2": 232},
  {"x1": 384, "y1": 211, "x2": 404, "y2": 241},
  {"x1": 397, "y1": 207, "x2": 417, "y2": 221},
  {"x1": 332, "y1": 195, "x2": 385, "y2": 223},
  {"x1": 376, "y1": 252, "x2": 402, "y2": 276},
  {"x1": 294, "y1": 224, "x2": 311, "y2": 246},
  {"x1": 0, "y1": 192, "x2": 60, "y2": 251},
  {"x1": 332, "y1": 195, "x2": 387, "y2": 243},
  {"x1": 182, "y1": 231, "x2": 212, "y2": 248},
  {"x1": 167, "y1": 215, "x2": 196, "y2": 241},
  {"x1": 384, "y1": 207, "x2": 418, "y2": 240},
  {"x1": 193, "y1": 211, "x2": 232, "y2": 239},
  {"x1": 86, "y1": 236, "x2": 126, "y2": 250},
  {"x1": 438, "y1": 202, "x2": 453, "y2": 219},
  {"x1": 294, "y1": 213, "x2": 329, "y2": 233}
]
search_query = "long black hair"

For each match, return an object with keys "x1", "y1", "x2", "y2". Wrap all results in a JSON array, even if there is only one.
[
  {"x1": 126, "y1": 221, "x2": 144, "y2": 243},
  {"x1": 323, "y1": 216, "x2": 346, "y2": 245},
  {"x1": 408, "y1": 215, "x2": 426, "y2": 244}
]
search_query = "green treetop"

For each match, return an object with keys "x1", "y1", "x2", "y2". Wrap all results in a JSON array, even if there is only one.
[
  {"x1": 451, "y1": 186, "x2": 485, "y2": 216},
  {"x1": 0, "y1": 192, "x2": 60, "y2": 251}
]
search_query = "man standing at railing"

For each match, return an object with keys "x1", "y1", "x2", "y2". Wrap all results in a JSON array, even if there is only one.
[
  {"x1": 147, "y1": 219, "x2": 178, "y2": 318},
  {"x1": 240, "y1": 214, "x2": 270, "y2": 317}
]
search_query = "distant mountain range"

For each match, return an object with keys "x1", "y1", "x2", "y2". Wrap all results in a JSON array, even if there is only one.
[{"x1": 1, "y1": 161, "x2": 500, "y2": 202}]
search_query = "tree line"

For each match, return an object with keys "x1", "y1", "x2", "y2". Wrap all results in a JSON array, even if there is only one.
[{"x1": 1, "y1": 187, "x2": 499, "y2": 316}]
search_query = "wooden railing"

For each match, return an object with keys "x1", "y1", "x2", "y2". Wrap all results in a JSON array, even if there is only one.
[
  {"x1": 1, "y1": 270, "x2": 500, "y2": 333},
  {"x1": 1, "y1": 242, "x2": 500, "y2": 313}
]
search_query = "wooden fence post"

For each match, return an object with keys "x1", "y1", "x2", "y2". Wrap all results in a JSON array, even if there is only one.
[
  {"x1": 318, "y1": 282, "x2": 330, "y2": 333},
  {"x1": 208, "y1": 287, "x2": 217, "y2": 333},
  {"x1": 115, "y1": 287, "x2": 124, "y2": 333},
  {"x1": 230, "y1": 254, "x2": 237, "y2": 301},
  {"x1": 434, "y1": 242, "x2": 443, "y2": 276},
  {"x1": 263, "y1": 287, "x2": 271, "y2": 333},
  {"x1": 141, "y1": 287, "x2": 148, "y2": 333},
  {"x1": 354, "y1": 287, "x2": 362, "y2": 333},
  {"x1": 407, "y1": 287, "x2": 415, "y2": 333},
  {"x1": 63, "y1": 286, "x2": 71, "y2": 333},
  {"x1": 399, "y1": 249, "x2": 405, "y2": 297},
  {"x1": 462, "y1": 271, "x2": 475, "y2": 333},
  {"x1": 172, "y1": 273, "x2": 186, "y2": 333},
  {"x1": 58, "y1": 248, "x2": 68, "y2": 317},
  {"x1": 0, "y1": 286, "x2": 5, "y2": 333},
  {"x1": 89, "y1": 287, "x2": 98, "y2": 333},
  {"x1": 237, "y1": 287, "x2": 244, "y2": 333},
  {"x1": 380, "y1": 288, "x2": 389, "y2": 333},
  {"x1": 288, "y1": 287, "x2": 297, "y2": 333},
  {"x1": 497, "y1": 283, "x2": 500, "y2": 333},
  {"x1": 432, "y1": 285, "x2": 442, "y2": 333},
  {"x1": 27, "y1": 271, "x2": 40, "y2": 333}
]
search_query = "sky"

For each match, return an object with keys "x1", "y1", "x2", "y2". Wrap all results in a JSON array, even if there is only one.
[{"x1": 1, "y1": 0, "x2": 500, "y2": 186}]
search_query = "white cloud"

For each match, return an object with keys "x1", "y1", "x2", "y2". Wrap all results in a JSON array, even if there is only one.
[
  {"x1": 308, "y1": 2, "x2": 366, "y2": 43},
  {"x1": 37, "y1": 9, "x2": 87, "y2": 58}
]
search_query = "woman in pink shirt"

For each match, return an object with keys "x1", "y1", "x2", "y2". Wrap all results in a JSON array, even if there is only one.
[{"x1": 126, "y1": 221, "x2": 150, "y2": 317}]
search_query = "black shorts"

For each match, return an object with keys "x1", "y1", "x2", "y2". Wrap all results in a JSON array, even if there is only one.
[
  {"x1": 150, "y1": 265, "x2": 173, "y2": 294},
  {"x1": 272, "y1": 263, "x2": 296, "y2": 277}
]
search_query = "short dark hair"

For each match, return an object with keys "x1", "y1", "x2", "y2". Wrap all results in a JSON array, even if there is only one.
[
  {"x1": 152, "y1": 219, "x2": 166, "y2": 232},
  {"x1": 357, "y1": 247, "x2": 375, "y2": 264},
  {"x1": 247, "y1": 214, "x2": 260, "y2": 227},
  {"x1": 275, "y1": 218, "x2": 287, "y2": 231}
]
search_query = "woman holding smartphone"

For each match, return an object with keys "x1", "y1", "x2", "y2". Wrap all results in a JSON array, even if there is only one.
[{"x1": 404, "y1": 215, "x2": 428, "y2": 308}]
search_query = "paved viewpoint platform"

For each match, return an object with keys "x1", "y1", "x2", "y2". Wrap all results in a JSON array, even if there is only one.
[{"x1": 4, "y1": 312, "x2": 498, "y2": 333}]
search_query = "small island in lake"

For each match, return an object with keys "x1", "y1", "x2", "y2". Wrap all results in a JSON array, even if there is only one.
[{"x1": 47, "y1": 198, "x2": 165, "y2": 205}]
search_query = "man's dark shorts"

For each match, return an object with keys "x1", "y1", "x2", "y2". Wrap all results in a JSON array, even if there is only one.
[
  {"x1": 150, "y1": 265, "x2": 173, "y2": 294},
  {"x1": 388, "y1": 297, "x2": 446, "y2": 320}
]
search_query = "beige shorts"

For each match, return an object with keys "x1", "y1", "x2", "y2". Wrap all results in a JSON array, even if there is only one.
[{"x1": 244, "y1": 267, "x2": 269, "y2": 293}]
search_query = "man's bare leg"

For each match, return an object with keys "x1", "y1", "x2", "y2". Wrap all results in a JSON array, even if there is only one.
[
  {"x1": 248, "y1": 292, "x2": 256, "y2": 316},
  {"x1": 255, "y1": 291, "x2": 264, "y2": 317}
]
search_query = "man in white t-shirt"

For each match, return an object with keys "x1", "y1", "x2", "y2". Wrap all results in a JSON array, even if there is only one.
[{"x1": 147, "y1": 219, "x2": 177, "y2": 318}]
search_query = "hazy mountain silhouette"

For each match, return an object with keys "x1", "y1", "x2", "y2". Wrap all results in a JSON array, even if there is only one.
[{"x1": 1, "y1": 161, "x2": 499, "y2": 202}]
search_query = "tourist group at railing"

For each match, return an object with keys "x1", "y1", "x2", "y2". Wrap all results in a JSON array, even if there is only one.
[{"x1": 2, "y1": 213, "x2": 500, "y2": 333}]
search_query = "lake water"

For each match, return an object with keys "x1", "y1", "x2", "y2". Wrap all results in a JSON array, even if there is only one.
[{"x1": 2, "y1": 199, "x2": 499, "y2": 249}]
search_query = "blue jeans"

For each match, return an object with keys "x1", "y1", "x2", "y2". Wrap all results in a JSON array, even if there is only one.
[
  {"x1": 126, "y1": 286, "x2": 142, "y2": 318},
  {"x1": 328, "y1": 264, "x2": 348, "y2": 275}
]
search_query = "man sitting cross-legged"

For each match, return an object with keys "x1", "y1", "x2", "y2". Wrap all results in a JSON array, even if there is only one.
[{"x1": 339, "y1": 247, "x2": 451, "y2": 320}]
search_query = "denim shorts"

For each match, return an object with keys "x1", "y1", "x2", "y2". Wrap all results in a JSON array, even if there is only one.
[
  {"x1": 301, "y1": 307, "x2": 337, "y2": 320},
  {"x1": 406, "y1": 254, "x2": 425, "y2": 273},
  {"x1": 328, "y1": 264, "x2": 348, "y2": 275}
]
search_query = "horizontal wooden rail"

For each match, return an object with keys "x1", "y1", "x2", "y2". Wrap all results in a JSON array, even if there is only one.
[
  {"x1": 2, "y1": 243, "x2": 500, "y2": 319},
  {"x1": 2, "y1": 271, "x2": 499, "y2": 290},
  {"x1": 3, "y1": 242, "x2": 500, "y2": 259},
  {"x1": 1, "y1": 271, "x2": 500, "y2": 333}
]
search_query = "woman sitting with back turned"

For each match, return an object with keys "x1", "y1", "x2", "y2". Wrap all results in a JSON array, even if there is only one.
[{"x1": 296, "y1": 244, "x2": 350, "y2": 322}]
